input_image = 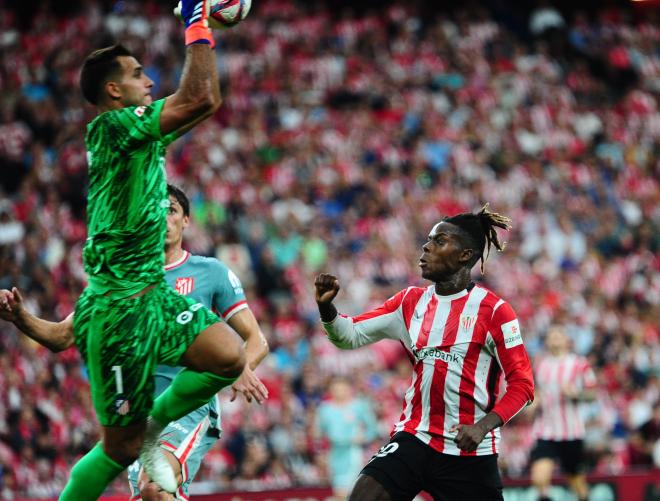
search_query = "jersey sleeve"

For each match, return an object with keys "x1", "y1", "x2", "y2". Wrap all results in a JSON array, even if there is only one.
[
  {"x1": 322, "y1": 288, "x2": 410, "y2": 349},
  {"x1": 211, "y1": 260, "x2": 248, "y2": 321},
  {"x1": 104, "y1": 98, "x2": 178, "y2": 152},
  {"x1": 487, "y1": 301, "x2": 535, "y2": 424}
]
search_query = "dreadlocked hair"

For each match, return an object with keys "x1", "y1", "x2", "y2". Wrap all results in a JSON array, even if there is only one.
[{"x1": 443, "y1": 203, "x2": 512, "y2": 274}]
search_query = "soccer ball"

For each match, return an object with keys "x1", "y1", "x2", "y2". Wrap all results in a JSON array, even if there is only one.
[
  {"x1": 209, "y1": 0, "x2": 251, "y2": 29},
  {"x1": 174, "y1": 0, "x2": 252, "y2": 30}
]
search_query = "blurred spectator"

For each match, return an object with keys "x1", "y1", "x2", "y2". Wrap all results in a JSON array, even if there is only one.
[
  {"x1": 529, "y1": 1, "x2": 565, "y2": 37},
  {"x1": 529, "y1": 326, "x2": 597, "y2": 501},
  {"x1": 315, "y1": 376, "x2": 378, "y2": 499}
]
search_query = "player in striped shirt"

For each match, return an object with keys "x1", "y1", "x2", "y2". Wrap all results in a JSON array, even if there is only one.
[
  {"x1": 529, "y1": 325, "x2": 597, "y2": 501},
  {"x1": 0, "y1": 185, "x2": 270, "y2": 501},
  {"x1": 314, "y1": 205, "x2": 535, "y2": 501}
]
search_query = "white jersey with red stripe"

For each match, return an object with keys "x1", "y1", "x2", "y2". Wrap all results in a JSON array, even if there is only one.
[
  {"x1": 323, "y1": 283, "x2": 534, "y2": 456},
  {"x1": 533, "y1": 353, "x2": 597, "y2": 441}
]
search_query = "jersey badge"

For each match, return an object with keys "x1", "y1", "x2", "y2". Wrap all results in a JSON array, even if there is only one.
[
  {"x1": 502, "y1": 319, "x2": 523, "y2": 349},
  {"x1": 175, "y1": 277, "x2": 195, "y2": 296},
  {"x1": 460, "y1": 314, "x2": 476, "y2": 332},
  {"x1": 134, "y1": 106, "x2": 146, "y2": 117}
]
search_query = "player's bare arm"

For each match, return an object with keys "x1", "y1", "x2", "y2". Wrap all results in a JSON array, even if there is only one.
[
  {"x1": 226, "y1": 308, "x2": 269, "y2": 404},
  {"x1": 160, "y1": 1, "x2": 221, "y2": 136},
  {"x1": 0, "y1": 288, "x2": 74, "y2": 352},
  {"x1": 315, "y1": 273, "x2": 340, "y2": 322}
]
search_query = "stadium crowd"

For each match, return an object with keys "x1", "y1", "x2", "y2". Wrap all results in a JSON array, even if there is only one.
[{"x1": 0, "y1": 0, "x2": 658, "y2": 497}]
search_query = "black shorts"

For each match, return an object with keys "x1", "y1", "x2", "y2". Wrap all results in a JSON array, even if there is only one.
[
  {"x1": 530, "y1": 439, "x2": 585, "y2": 475},
  {"x1": 360, "y1": 432, "x2": 503, "y2": 501}
]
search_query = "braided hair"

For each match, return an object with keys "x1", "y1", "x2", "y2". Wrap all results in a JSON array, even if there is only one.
[{"x1": 443, "y1": 203, "x2": 512, "y2": 274}]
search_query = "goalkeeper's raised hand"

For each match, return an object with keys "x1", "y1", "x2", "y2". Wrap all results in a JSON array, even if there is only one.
[
  {"x1": 179, "y1": 0, "x2": 213, "y2": 47},
  {"x1": 161, "y1": 0, "x2": 221, "y2": 136}
]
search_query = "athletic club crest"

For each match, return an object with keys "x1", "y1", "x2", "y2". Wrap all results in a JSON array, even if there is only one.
[
  {"x1": 460, "y1": 314, "x2": 476, "y2": 331},
  {"x1": 175, "y1": 277, "x2": 194, "y2": 295}
]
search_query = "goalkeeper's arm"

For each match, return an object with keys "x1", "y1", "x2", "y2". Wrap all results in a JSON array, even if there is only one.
[
  {"x1": 0, "y1": 288, "x2": 74, "y2": 353},
  {"x1": 160, "y1": 0, "x2": 221, "y2": 136}
]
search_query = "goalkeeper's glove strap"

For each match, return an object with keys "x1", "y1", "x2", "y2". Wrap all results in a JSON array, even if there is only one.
[{"x1": 185, "y1": 24, "x2": 214, "y2": 46}]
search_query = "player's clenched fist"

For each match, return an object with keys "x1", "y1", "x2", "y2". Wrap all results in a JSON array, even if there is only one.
[
  {"x1": 450, "y1": 423, "x2": 488, "y2": 453},
  {"x1": 0, "y1": 287, "x2": 24, "y2": 323},
  {"x1": 314, "y1": 274, "x2": 340, "y2": 304}
]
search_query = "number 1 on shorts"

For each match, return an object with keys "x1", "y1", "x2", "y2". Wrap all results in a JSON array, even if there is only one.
[{"x1": 111, "y1": 365, "x2": 124, "y2": 394}]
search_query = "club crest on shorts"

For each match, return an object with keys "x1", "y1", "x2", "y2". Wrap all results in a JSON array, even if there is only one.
[
  {"x1": 175, "y1": 277, "x2": 194, "y2": 295},
  {"x1": 115, "y1": 398, "x2": 130, "y2": 416}
]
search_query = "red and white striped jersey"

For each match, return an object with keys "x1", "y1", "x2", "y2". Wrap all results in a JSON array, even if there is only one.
[
  {"x1": 533, "y1": 353, "x2": 597, "y2": 441},
  {"x1": 323, "y1": 284, "x2": 534, "y2": 456}
]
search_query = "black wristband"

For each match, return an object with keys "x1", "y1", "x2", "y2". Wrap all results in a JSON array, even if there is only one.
[{"x1": 317, "y1": 302, "x2": 338, "y2": 323}]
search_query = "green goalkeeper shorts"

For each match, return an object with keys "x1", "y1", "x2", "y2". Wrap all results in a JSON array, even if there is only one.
[{"x1": 73, "y1": 280, "x2": 219, "y2": 427}]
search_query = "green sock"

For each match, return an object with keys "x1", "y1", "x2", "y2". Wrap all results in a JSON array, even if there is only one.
[
  {"x1": 59, "y1": 442, "x2": 124, "y2": 501},
  {"x1": 151, "y1": 370, "x2": 237, "y2": 425}
]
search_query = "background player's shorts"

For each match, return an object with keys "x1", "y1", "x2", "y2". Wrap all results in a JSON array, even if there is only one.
[
  {"x1": 73, "y1": 280, "x2": 219, "y2": 426},
  {"x1": 361, "y1": 432, "x2": 503, "y2": 501},
  {"x1": 127, "y1": 403, "x2": 220, "y2": 500},
  {"x1": 530, "y1": 439, "x2": 585, "y2": 475},
  {"x1": 328, "y1": 446, "x2": 363, "y2": 491}
]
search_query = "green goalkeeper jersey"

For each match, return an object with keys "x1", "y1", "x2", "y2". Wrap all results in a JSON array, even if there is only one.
[{"x1": 83, "y1": 98, "x2": 178, "y2": 298}]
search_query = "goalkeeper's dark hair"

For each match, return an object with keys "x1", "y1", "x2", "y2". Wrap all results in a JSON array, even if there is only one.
[
  {"x1": 443, "y1": 203, "x2": 512, "y2": 274},
  {"x1": 80, "y1": 44, "x2": 133, "y2": 105},
  {"x1": 167, "y1": 184, "x2": 190, "y2": 217}
]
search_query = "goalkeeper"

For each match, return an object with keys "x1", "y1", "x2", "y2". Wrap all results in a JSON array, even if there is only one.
[
  {"x1": 0, "y1": 184, "x2": 271, "y2": 500},
  {"x1": 45, "y1": 0, "x2": 244, "y2": 498}
]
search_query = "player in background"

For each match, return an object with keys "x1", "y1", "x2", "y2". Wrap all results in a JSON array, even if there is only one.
[
  {"x1": 314, "y1": 205, "x2": 535, "y2": 501},
  {"x1": 315, "y1": 376, "x2": 379, "y2": 500},
  {"x1": 58, "y1": 2, "x2": 248, "y2": 496},
  {"x1": 529, "y1": 325, "x2": 597, "y2": 501},
  {"x1": 0, "y1": 185, "x2": 270, "y2": 501},
  {"x1": 131, "y1": 184, "x2": 269, "y2": 500}
]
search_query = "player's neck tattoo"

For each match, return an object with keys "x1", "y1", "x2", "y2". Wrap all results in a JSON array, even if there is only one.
[{"x1": 434, "y1": 268, "x2": 472, "y2": 296}]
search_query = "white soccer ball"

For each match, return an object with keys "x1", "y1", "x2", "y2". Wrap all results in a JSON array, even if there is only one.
[
  {"x1": 174, "y1": 0, "x2": 252, "y2": 30},
  {"x1": 209, "y1": 0, "x2": 251, "y2": 29}
]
